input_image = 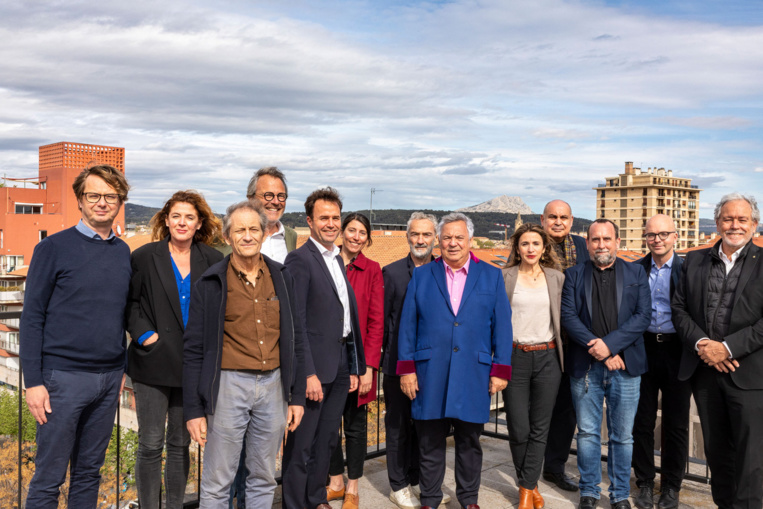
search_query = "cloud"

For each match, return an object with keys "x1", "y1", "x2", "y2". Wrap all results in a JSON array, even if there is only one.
[
  {"x1": 661, "y1": 116, "x2": 753, "y2": 130},
  {"x1": 442, "y1": 166, "x2": 489, "y2": 175}
]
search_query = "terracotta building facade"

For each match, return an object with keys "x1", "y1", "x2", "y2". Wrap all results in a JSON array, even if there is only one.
[{"x1": 0, "y1": 142, "x2": 126, "y2": 272}]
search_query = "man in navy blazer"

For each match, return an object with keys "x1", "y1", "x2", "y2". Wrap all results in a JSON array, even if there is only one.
[
  {"x1": 281, "y1": 187, "x2": 366, "y2": 509},
  {"x1": 397, "y1": 212, "x2": 513, "y2": 509},
  {"x1": 561, "y1": 219, "x2": 651, "y2": 509}
]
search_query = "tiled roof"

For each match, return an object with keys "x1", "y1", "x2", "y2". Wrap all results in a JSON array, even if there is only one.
[
  {"x1": 676, "y1": 237, "x2": 763, "y2": 255},
  {"x1": 125, "y1": 233, "x2": 153, "y2": 252},
  {"x1": 471, "y1": 249, "x2": 511, "y2": 268},
  {"x1": 0, "y1": 323, "x2": 15, "y2": 332},
  {"x1": 616, "y1": 250, "x2": 644, "y2": 262},
  {"x1": 7, "y1": 267, "x2": 28, "y2": 277}
]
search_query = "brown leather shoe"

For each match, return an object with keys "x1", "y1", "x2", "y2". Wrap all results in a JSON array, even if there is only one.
[
  {"x1": 532, "y1": 487, "x2": 545, "y2": 509},
  {"x1": 327, "y1": 485, "x2": 346, "y2": 501},
  {"x1": 518, "y1": 486, "x2": 534, "y2": 509},
  {"x1": 342, "y1": 492, "x2": 359, "y2": 509}
]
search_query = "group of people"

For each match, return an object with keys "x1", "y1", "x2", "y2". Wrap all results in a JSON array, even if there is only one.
[{"x1": 17, "y1": 163, "x2": 763, "y2": 509}]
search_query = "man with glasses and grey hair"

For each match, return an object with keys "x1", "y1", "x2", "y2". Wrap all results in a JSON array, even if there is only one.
[
  {"x1": 383, "y1": 212, "x2": 450, "y2": 508},
  {"x1": 673, "y1": 192, "x2": 763, "y2": 509},
  {"x1": 245, "y1": 166, "x2": 297, "y2": 262},
  {"x1": 397, "y1": 212, "x2": 513, "y2": 509},
  {"x1": 183, "y1": 201, "x2": 306, "y2": 508}
]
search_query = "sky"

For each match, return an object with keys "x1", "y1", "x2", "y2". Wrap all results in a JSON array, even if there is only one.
[{"x1": 1, "y1": 0, "x2": 762, "y2": 219}]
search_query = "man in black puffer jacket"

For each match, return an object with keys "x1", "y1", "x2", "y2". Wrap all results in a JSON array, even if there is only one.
[{"x1": 672, "y1": 192, "x2": 763, "y2": 509}]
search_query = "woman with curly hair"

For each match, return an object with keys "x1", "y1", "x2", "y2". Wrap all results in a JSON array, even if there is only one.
[
  {"x1": 502, "y1": 223, "x2": 564, "y2": 509},
  {"x1": 127, "y1": 190, "x2": 223, "y2": 509}
]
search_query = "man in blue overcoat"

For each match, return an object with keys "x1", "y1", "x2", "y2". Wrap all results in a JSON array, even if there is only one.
[{"x1": 397, "y1": 212, "x2": 513, "y2": 509}]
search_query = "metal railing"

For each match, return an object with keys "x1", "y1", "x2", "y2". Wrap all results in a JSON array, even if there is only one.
[{"x1": 1, "y1": 310, "x2": 710, "y2": 507}]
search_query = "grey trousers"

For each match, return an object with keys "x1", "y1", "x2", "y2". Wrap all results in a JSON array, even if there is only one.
[
  {"x1": 502, "y1": 347, "x2": 562, "y2": 489},
  {"x1": 200, "y1": 369, "x2": 287, "y2": 509}
]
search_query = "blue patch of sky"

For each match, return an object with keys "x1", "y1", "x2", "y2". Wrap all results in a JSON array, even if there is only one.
[{"x1": 599, "y1": 0, "x2": 763, "y2": 26}]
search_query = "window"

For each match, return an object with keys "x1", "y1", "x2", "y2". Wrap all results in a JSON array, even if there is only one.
[
  {"x1": 8, "y1": 332, "x2": 19, "y2": 345},
  {"x1": 39, "y1": 230, "x2": 47, "y2": 242},
  {"x1": 15, "y1": 203, "x2": 42, "y2": 214}
]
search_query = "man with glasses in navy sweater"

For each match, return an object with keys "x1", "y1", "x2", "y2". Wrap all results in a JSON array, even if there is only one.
[{"x1": 20, "y1": 165, "x2": 132, "y2": 509}]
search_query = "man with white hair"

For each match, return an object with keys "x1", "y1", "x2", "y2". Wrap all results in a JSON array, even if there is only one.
[
  {"x1": 672, "y1": 192, "x2": 763, "y2": 509},
  {"x1": 397, "y1": 212, "x2": 513, "y2": 509}
]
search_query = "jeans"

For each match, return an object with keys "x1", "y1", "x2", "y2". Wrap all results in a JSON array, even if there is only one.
[
  {"x1": 199, "y1": 369, "x2": 287, "y2": 509},
  {"x1": 133, "y1": 382, "x2": 190, "y2": 509},
  {"x1": 26, "y1": 369, "x2": 122, "y2": 509},
  {"x1": 228, "y1": 445, "x2": 248, "y2": 509},
  {"x1": 570, "y1": 362, "x2": 640, "y2": 504}
]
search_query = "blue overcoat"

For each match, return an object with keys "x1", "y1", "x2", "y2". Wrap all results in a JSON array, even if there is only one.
[{"x1": 397, "y1": 255, "x2": 513, "y2": 423}]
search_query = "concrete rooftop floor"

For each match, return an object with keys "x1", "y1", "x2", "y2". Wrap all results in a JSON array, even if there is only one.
[{"x1": 270, "y1": 434, "x2": 715, "y2": 509}]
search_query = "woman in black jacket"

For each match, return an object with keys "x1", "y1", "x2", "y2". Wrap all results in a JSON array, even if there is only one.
[{"x1": 127, "y1": 190, "x2": 223, "y2": 509}]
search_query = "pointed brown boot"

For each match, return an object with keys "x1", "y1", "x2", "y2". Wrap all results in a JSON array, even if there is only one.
[
  {"x1": 532, "y1": 486, "x2": 545, "y2": 509},
  {"x1": 518, "y1": 486, "x2": 534, "y2": 509}
]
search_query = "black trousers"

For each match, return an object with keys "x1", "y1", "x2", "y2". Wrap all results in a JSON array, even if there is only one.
[
  {"x1": 415, "y1": 418, "x2": 483, "y2": 508},
  {"x1": 503, "y1": 348, "x2": 562, "y2": 490},
  {"x1": 692, "y1": 367, "x2": 763, "y2": 509},
  {"x1": 383, "y1": 373, "x2": 420, "y2": 491},
  {"x1": 631, "y1": 338, "x2": 692, "y2": 490},
  {"x1": 543, "y1": 371, "x2": 577, "y2": 475},
  {"x1": 329, "y1": 389, "x2": 367, "y2": 479},
  {"x1": 282, "y1": 355, "x2": 350, "y2": 509}
]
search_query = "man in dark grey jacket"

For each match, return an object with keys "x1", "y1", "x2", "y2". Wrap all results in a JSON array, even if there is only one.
[{"x1": 183, "y1": 201, "x2": 306, "y2": 508}]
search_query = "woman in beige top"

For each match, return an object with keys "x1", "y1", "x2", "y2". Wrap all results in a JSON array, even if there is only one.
[{"x1": 502, "y1": 223, "x2": 565, "y2": 509}]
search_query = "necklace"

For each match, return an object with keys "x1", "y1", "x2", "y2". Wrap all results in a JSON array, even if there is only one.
[{"x1": 519, "y1": 268, "x2": 543, "y2": 281}]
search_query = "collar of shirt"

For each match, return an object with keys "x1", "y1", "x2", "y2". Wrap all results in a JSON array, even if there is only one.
[
  {"x1": 268, "y1": 221, "x2": 285, "y2": 240},
  {"x1": 75, "y1": 219, "x2": 115, "y2": 240},
  {"x1": 310, "y1": 236, "x2": 340, "y2": 259},
  {"x1": 651, "y1": 251, "x2": 674, "y2": 271},
  {"x1": 230, "y1": 255, "x2": 264, "y2": 285},
  {"x1": 445, "y1": 257, "x2": 471, "y2": 277},
  {"x1": 719, "y1": 243, "x2": 743, "y2": 267}
]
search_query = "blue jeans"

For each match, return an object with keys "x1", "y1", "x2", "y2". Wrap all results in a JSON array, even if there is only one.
[
  {"x1": 26, "y1": 369, "x2": 122, "y2": 509},
  {"x1": 570, "y1": 362, "x2": 640, "y2": 504},
  {"x1": 199, "y1": 369, "x2": 286, "y2": 509}
]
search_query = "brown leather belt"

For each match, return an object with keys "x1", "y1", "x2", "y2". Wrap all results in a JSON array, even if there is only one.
[{"x1": 513, "y1": 340, "x2": 557, "y2": 352}]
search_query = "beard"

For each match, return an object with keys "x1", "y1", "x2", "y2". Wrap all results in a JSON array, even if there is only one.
[
  {"x1": 593, "y1": 251, "x2": 615, "y2": 267},
  {"x1": 410, "y1": 243, "x2": 434, "y2": 260}
]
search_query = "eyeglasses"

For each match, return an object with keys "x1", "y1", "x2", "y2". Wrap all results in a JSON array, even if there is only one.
[
  {"x1": 258, "y1": 192, "x2": 287, "y2": 203},
  {"x1": 83, "y1": 193, "x2": 120, "y2": 204},
  {"x1": 644, "y1": 231, "x2": 676, "y2": 241}
]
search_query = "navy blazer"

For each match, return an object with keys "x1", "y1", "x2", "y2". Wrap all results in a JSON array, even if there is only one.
[
  {"x1": 571, "y1": 234, "x2": 591, "y2": 265},
  {"x1": 381, "y1": 254, "x2": 434, "y2": 376},
  {"x1": 284, "y1": 239, "x2": 366, "y2": 383},
  {"x1": 397, "y1": 255, "x2": 513, "y2": 423},
  {"x1": 561, "y1": 258, "x2": 651, "y2": 378},
  {"x1": 182, "y1": 255, "x2": 307, "y2": 420}
]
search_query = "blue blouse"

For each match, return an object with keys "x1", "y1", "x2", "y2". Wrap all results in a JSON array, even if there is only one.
[{"x1": 137, "y1": 255, "x2": 191, "y2": 344}]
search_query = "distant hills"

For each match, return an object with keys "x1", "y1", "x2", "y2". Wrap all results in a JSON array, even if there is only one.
[
  {"x1": 456, "y1": 195, "x2": 533, "y2": 214},
  {"x1": 125, "y1": 203, "x2": 161, "y2": 224}
]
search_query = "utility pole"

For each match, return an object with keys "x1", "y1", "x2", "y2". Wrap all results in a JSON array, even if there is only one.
[{"x1": 370, "y1": 188, "x2": 382, "y2": 228}]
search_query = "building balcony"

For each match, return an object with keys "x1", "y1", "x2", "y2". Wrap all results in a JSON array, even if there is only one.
[
  {"x1": 0, "y1": 291, "x2": 24, "y2": 302},
  {"x1": 0, "y1": 338, "x2": 19, "y2": 354}
]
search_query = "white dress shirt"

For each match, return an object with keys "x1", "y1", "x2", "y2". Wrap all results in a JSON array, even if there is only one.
[
  {"x1": 261, "y1": 222, "x2": 289, "y2": 264},
  {"x1": 310, "y1": 237, "x2": 352, "y2": 337}
]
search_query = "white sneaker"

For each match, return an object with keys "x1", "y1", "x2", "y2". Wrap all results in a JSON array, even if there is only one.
[
  {"x1": 390, "y1": 486, "x2": 421, "y2": 509},
  {"x1": 411, "y1": 485, "x2": 451, "y2": 505}
]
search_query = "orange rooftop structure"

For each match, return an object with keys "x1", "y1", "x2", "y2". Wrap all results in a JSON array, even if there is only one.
[{"x1": 0, "y1": 142, "x2": 126, "y2": 272}]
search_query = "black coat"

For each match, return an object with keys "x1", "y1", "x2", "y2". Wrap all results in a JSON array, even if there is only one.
[
  {"x1": 126, "y1": 238, "x2": 223, "y2": 387},
  {"x1": 672, "y1": 240, "x2": 763, "y2": 389},
  {"x1": 182, "y1": 255, "x2": 307, "y2": 420},
  {"x1": 381, "y1": 254, "x2": 435, "y2": 376},
  {"x1": 284, "y1": 239, "x2": 366, "y2": 382}
]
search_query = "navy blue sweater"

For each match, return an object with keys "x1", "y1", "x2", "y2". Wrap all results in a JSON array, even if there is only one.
[{"x1": 20, "y1": 227, "x2": 132, "y2": 387}]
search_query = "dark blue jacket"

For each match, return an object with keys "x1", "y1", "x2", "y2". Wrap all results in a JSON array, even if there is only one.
[
  {"x1": 561, "y1": 257, "x2": 651, "y2": 378},
  {"x1": 571, "y1": 234, "x2": 591, "y2": 265},
  {"x1": 182, "y1": 255, "x2": 307, "y2": 421},
  {"x1": 284, "y1": 240, "x2": 366, "y2": 382}
]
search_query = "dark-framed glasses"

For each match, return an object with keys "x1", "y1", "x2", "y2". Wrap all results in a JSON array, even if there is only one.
[
  {"x1": 644, "y1": 231, "x2": 675, "y2": 241},
  {"x1": 258, "y1": 192, "x2": 287, "y2": 203},
  {"x1": 84, "y1": 192, "x2": 120, "y2": 204}
]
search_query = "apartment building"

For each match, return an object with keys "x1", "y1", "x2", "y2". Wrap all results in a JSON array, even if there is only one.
[{"x1": 594, "y1": 162, "x2": 701, "y2": 253}]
